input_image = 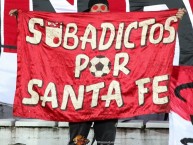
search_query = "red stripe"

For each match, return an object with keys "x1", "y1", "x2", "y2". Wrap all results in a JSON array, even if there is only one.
[
  {"x1": 108, "y1": 0, "x2": 126, "y2": 12},
  {"x1": 170, "y1": 66, "x2": 193, "y2": 121},
  {"x1": 4, "y1": 0, "x2": 29, "y2": 53},
  {"x1": 190, "y1": 0, "x2": 193, "y2": 13},
  {"x1": 67, "y1": 0, "x2": 74, "y2": 6}
]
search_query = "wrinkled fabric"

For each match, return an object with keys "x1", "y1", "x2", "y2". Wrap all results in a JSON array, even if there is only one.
[
  {"x1": 170, "y1": 66, "x2": 193, "y2": 122},
  {"x1": 14, "y1": 10, "x2": 178, "y2": 122},
  {"x1": 169, "y1": 66, "x2": 193, "y2": 145}
]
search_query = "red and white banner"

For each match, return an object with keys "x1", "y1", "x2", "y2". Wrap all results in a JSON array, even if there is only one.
[
  {"x1": 1, "y1": 0, "x2": 193, "y2": 105},
  {"x1": 169, "y1": 66, "x2": 193, "y2": 145},
  {"x1": 13, "y1": 10, "x2": 178, "y2": 122}
]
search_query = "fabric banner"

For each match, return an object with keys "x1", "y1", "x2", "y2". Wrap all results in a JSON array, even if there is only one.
[
  {"x1": 170, "y1": 66, "x2": 193, "y2": 121},
  {"x1": 1, "y1": 0, "x2": 193, "y2": 105},
  {"x1": 169, "y1": 66, "x2": 193, "y2": 145},
  {"x1": 13, "y1": 10, "x2": 178, "y2": 122}
]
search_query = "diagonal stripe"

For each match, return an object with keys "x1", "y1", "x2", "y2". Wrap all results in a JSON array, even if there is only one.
[
  {"x1": 125, "y1": 0, "x2": 130, "y2": 12},
  {"x1": 49, "y1": 0, "x2": 77, "y2": 12},
  {"x1": 190, "y1": 0, "x2": 193, "y2": 12},
  {"x1": 77, "y1": 0, "x2": 89, "y2": 12},
  {"x1": 0, "y1": 0, "x2": 4, "y2": 56},
  {"x1": 183, "y1": 0, "x2": 193, "y2": 27},
  {"x1": 4, "y1": 0, "x2": 29, "y2": 53},
  {"x1": 67, "y1": 0, "x2": 74, "y2": 5},
  {"x1": 33, "y1": 0, "x2": 55, "y2": 12},
  {"x1": 109, "y1": 0, "x2": 126, "y2": 12}
]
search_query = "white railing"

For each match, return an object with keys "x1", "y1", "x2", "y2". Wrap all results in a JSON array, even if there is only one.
[{"x1": 0, "y1": 119, "x2": 169, "y2": 145}]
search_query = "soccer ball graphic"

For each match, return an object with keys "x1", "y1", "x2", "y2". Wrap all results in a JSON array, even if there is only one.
[{"x1": 89, "y1": 55, "x2": 111, "y2": 77}]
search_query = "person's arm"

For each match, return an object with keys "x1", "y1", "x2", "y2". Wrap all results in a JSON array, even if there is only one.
[{"x1": 176, "y1": 8, "x2": 186, "y2": 20}]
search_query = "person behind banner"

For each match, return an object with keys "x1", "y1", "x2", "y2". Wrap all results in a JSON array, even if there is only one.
[
  {"x1": 68, "y1": 1, "x2": 117, "y2": 145},
  {"x1": 9, "y1": 1, "x2": 186, "y2": 145}
]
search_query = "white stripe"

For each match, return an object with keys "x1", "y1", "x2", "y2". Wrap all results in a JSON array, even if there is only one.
[
  {"x1": 143, "y1": 5, "x2": 180, "y2": 66},
  {"x1": 173, "y1": 35, "x2": 180, "y2": 66},
  {"x1": 29, "y1": 0, "x2": 33, "y2": 11},
  {"x1": 1, "y1": 0, "x2": 5, "y2": 51},
  {"x1": 169, "y1": 111, "x2": 193, "y2": 145},
  {"x1": 0, "y1": 0, "x2": 17, "y2": 104},
  {"x1": 183, "y1": 0, "x2": 193, "y2": 28},
  {"x1": 49, "y1": 0, "x2": 78, "y2": 13},
  {"x1": 125, "y1": 0, "x2": 130, "y2": 12},
  {"x1": 143, "y1": 4, "x2": 168, "y2": 11},
  {"x1": 0, "y1": 52, "x2": 17, "y2": 104}
]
